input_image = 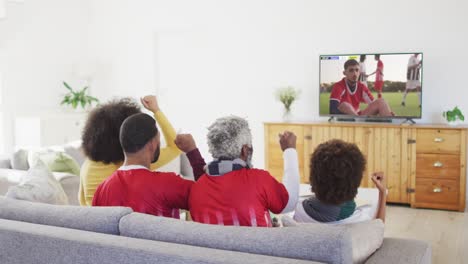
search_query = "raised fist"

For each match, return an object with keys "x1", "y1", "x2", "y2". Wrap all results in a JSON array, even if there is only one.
[
  {"x1": 279, "y1": 131, "x2": 297, "y2": 151},
  {"x1": 371, "y1": 172, "x2": 386, "y2": 193},
  {"x1": 140, "y1": 95, "x2": 160, "y2": 113}
]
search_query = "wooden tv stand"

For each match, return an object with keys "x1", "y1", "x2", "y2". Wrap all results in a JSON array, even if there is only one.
[{"x1": 264, "y1": 122, "x2": 467, "y2": 211}]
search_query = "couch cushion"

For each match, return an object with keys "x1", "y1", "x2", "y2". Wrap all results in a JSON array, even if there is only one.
[
  {"x1": 0, "y1": 169, "x2": 24, "y2": 195},
  {"x1": 345, "y1": 219, "x2": 384, "y2": 264},
  {"x1": 119, "y1": 212, "x2": 352, "y2": 264},
  {"x1": 282, "y1": 215, "x2": 384, "y2": 264},
  {"x1": 11, "y1": 149, "x2": 29, "y2": 170},
  {"x1": 63, "y1": 140, "x2": 85, "y2": 166},
  {"x1": 365, "y1": 238, "x2": 431, "y2": 264},
  {"x1": 0, "y1": 197, "x2": 132, "y2": 235},
  {"x1": 28, "y1": 150, "x2": 80, "y2": 176},
  {"x1": 0, "y1": 155, "x2": 12, "y2": 169},
  {"x1": 53, "y1": 172, "x2": 80, "y2": 205}
]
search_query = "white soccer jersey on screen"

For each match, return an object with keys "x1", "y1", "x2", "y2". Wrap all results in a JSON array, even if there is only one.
[{"x1": 406, "y1": 55, "x2": 421, "y2": 89}]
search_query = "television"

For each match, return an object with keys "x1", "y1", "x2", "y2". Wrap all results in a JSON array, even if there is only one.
[{"x1": 319, "y1": 53, "x2": 423, "y2": 121}]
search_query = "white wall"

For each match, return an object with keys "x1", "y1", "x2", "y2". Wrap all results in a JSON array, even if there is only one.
[
  {"x1": 88, "y1": 0, "x2": 468, "y2": 168},
  {"x1": 0, "y1": 0, "x2": 91, "y2": 153},
  {"x1": 1, "y1": 0, "x2": 466, "y2": 207}
]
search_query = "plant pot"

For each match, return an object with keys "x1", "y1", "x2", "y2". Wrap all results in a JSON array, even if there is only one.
[
  {"x1": 282, "y1": 109, "x2": 292, "y2": 123},
  {"x1": 447, "y1": 120, "x2": 462, "y2": 126}
]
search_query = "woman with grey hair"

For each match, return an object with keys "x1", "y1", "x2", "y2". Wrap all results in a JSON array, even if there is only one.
[{"x1": 188, "y1": 116, "x2": 299, "y2": 227}]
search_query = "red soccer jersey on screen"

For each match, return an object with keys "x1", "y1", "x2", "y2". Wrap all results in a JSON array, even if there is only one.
[
  {"x1": 93, "y1": 167, "x2": 193, "y2": 218},
  {"x1": 330, "y1": 78, "x2": 374, "y2": 112},
  {"x1": 375, "y1": 60, "x2": 384, "y2": 82},
  {"x1": 189, "y1": 168, "x2": 289, "y2": 227},
  {"x1": 374, "y1": 60, "x2": 384, "y2": 90}
]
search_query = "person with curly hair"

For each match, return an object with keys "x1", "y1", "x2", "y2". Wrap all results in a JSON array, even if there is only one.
[
  {"x1": 78, "y1": 95, "x2": 181, "y2": 206},
  {"x1": 293, "y1": 139, "x2": 386, "y2": 223}
]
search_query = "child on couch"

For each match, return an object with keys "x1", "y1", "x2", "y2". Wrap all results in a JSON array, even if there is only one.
[{"x1": 292, "y1": 139, "x2": 386, "y2": 224}]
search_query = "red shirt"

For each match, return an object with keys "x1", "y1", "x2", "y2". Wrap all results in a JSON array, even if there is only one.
[
  {"x1": 189, "y1": 168, "x2": 289, "y2": 227},
  {"x1": 376, "y1": 60, "x2": 384, "y2": 82},
  {"x1": 330, "y1": 78, "x2": 374, "y2": 112},
  {"x1": 92, "y1": 168, "x2": 193, "y2": 218}
]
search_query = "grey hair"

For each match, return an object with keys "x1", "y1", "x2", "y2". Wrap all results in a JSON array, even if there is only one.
[{"x1": 207, "y1": 116, "x2": 252, "y2": 160}]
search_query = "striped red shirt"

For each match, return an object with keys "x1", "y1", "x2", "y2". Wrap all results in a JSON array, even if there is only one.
[
  {"x1": 189, "y1": 168, "x2": 289, "y2": 227},
  {"x1": 93, "y1": 169, "x2": 193, "y2": 218}
]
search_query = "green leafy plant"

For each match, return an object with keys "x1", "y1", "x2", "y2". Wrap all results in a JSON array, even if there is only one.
[
  {"x1": 60, "y1": 81, "x2": 99, "y2": 109},
  {"x1": 443, "y1": 106, "x2": 465, "y2": 122},
  {"x1": 276, "y1": 86, "x2": 300, "y2": 113}
]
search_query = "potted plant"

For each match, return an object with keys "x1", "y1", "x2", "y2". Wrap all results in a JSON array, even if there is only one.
[
  {"x1": 443, "y1": 106, "x2": 464, "y2": 125},
  {"x1": 60, "y1": 81, "x2": 99, "y2": 110},
  {"x1": 276, "y1": 86, "x2": 300, "y2": 122}
]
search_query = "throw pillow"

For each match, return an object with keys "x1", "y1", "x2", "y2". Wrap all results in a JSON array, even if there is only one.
[
  {"x1": 28, "y1": 150, "x2": 80, "y2": 176},
  {"x1": 5, "y1": 160, "x2": 69, "y2": 205},
  {"x1": 280, "y1": 215, "x2": 384, "y2": 264},
  {"x1": 11, "y1": 149, "x2": 29, "y2": 170},
  {"x1": 63, "y1": 140, "x2": 85, "y2": 166}
]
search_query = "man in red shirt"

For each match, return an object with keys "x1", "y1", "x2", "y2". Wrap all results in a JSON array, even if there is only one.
[
  {"x1": 188, "y1": 116, "x2": 300, "y2": 227},
  {"x1": 92, "y1": 113, "x2": 194, "y2": 219},
  {"x1": 330, "y1": 59, "x2": 393, "y2": 116}
]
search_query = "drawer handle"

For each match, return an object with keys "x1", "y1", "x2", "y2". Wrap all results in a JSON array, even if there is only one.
[
  {"x1": 434, "y1": 137, "x2": 444, "y2": 143},
  {"x1": 433, "y1": 161, "x2": 443, "y2": 167},
  {"x1": 433, "y1": 187, "x2": 442, "y2": 193}
]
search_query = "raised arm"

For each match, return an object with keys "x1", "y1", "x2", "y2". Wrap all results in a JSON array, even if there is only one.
[
  {"x1": 372, "y1": 172, "x2": 387, "y2": 222},
  {"x1": 175, "y1": 134, "x2": 206, "y2": 181},
  {"x1": 140, "y1": 95, "x2": 182, "y2": 170},
  {"x1": 279, "y1": 131, "x2": 300, "y2": 214}
]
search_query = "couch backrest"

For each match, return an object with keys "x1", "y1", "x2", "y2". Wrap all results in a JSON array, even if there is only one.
[
  {"x1": 0, "y1": 218, "x2": 318, "y2": 264},
  {"x1": 119, "y1": 212, "x2": 353, "y2": 264},
  {"x1": 0, "y1": 197, "x2": 132, "y2": 235}
]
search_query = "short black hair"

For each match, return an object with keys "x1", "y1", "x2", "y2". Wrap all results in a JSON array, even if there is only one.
[
  {"x1": 120, "y1": 113, "x2": 158, "y2": 154},
  {"x1": 344, "y1": 59, "x2": 359, "y2": 70},
  {"x1": 375, "y1": 54, "x2": 380, "y2": 59},
  {"x1": 359, "y1": 55, "x2": 366, "y2": 62},
  {"x1": 309, "y1": 139, "x2": 366, "y2": 205},
  {"x1": 82, "y1": 98, "x2": 141, "y2": 163}
]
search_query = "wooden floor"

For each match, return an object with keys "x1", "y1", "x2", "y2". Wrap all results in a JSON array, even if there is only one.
[{"x1": 385, "y1": 205, "x2": 468, "y2": 264}]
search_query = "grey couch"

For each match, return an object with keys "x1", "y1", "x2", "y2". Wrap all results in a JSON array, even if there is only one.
[
  {"x1": 0, "y1": 197, "x2": 431, "y2": 264},
  {"x1": 0, "y1": 148, "x2": 192, "y2": 206}
]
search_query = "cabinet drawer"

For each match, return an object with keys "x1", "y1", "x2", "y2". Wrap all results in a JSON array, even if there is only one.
[
  {"x1": 415, "y1": 178, "x2": 459, "y2": 205},
  {"x1": 416, "y1": 154, "x2": 460, "y2": 180},
  {"x1": 416, "y1": 129, "x2": 461, "y2": 154}
]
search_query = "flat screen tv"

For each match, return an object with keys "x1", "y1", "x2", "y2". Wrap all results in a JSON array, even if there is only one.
[{"x1": 319, "y1": 53, "x2": 423, "y2": 121}]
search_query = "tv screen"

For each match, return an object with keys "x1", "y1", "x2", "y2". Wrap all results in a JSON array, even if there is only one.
[{"x1": 319, "y1": 53, "x2": 423, "y2": 119}]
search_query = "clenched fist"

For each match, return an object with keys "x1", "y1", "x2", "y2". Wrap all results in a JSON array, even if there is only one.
[
  {"x1": 371, "y1": 172, "x2": 386, "y2": 193},
  {"x1": 279, "y1": 131, "x2": 296, "y2": 151},
  {"x1": 140, "y1": 95, "x2": 160, "y2": 113}
]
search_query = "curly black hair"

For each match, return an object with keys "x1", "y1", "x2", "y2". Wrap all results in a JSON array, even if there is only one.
[
  {"x1": 81, "y1": 98, "x2": 141, "y2": 163},
  {"x1": 310, "y1": 139, "x2": 366, "y2": 205}
]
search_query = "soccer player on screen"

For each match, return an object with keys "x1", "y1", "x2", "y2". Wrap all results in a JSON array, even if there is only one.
[
  {"x1": 359, "y1": 55, "x2": 369, "y2": 87},
  {"x1": 329, "y1": 59, "x2": 393, "y2": 117},
  {"x1": 401, "y1": 53, "x2": 422, "y2": 107},
  {"x1": 368, "y1": 54, "x2": 384, "y2": 98}
]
